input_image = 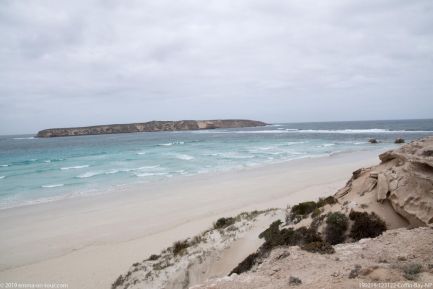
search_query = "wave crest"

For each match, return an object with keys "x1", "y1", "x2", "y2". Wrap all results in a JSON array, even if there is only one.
[
  {"x1": 42, "y1": 184, "x2": 64, "y2": 188},
  {"x1": 61, "y1": 165, "x2": 90, "y2": 170}
]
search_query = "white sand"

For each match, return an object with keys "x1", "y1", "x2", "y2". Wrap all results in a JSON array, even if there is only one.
[{"x1": 0, "y1": 149, "x2": 385, "y2": 289}]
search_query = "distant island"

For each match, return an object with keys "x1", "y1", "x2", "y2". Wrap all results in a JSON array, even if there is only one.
[{"x1": 36, "y1": 119, "x2": 267, "y2": 137}]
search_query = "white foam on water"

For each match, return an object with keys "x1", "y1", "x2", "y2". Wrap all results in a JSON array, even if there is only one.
[
  {"x1": 136, "y1": 165, "x2": 161, "y2": 170},
  {"x1": 42, "y1": 184, "x2": 64, "y2": 188},
  {"x1": 77, "y1": 171, "x2": 102, "y2": 178},
  {"x1": 291, "y1": 129, "x2": 432, "y2": 134},
  {"x1": 210, "y1": 152, "x2": 255, "y2": 159},
  {"x1": 158, "y1": 141, "x2": 185, "y2": 146},
  {"x1": 135, "y1": 172, "x2": 168, "y2": 177},
  {"x1": 61, "y1": 165, "x2": 90, "y2": 170},
  {"x1": 0, "y1": 176, "x2": 5, "y2": 179},
  {"x1": 77, "y1": 165, "x2": 161, "y2": 178},
  {"x1": 234, "y1": 130, "x2": 291, "y2": 134},
  {"x1": 136, "y1": 152, "x2": 146, "y2": 155},
  {"x1": 45, "y1": 159, "x2": 65, "y2": 163},
  {"x1": 0, "y1": 164, "x2": 9, "y2": 167},
  {"x1": 12, "y1": 137, "x2": 35, "y2": 140},
  {"x1": 175, "y1": 154, "x2": 195, "y2": 160},
  {"x1": 286, "y1": 141, "x2": 306, "y2": 146},
  {"x1": 200, "y1": 128, "x2": 432, "y2": 134}
]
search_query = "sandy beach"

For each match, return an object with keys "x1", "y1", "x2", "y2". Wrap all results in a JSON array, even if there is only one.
[{"x1": 0, "y1": 149, "x2": 385, "y2": 289}]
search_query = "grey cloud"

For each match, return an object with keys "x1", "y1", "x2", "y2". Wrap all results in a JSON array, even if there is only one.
[{"x1": 0, "y1": 0, "x2": 432, "y2": 134}]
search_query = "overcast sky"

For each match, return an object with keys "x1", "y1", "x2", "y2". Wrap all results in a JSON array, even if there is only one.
[{"x1": 0, "y1": 0, "x2": 432, "y2": 134}]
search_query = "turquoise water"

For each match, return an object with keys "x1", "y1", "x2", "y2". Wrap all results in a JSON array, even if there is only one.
[{"x1": 0, "y1": 119, "x2": 432, "y2": 209}]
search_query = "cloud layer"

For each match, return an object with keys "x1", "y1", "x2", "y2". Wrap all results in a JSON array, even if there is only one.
[{"x1": 1, "y1": 0, "x2": 432, "y2": 134}]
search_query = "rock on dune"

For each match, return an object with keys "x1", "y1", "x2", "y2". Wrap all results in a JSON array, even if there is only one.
[{"x1": 336, "y1": 137, "x2": 433, "y2": 227}]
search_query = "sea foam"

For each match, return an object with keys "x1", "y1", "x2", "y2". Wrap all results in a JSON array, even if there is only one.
[
  {"x1": 175, "y1": 154, "x2": 194, "y2": 160},
  {"x1": 77, "y1": 171, "x2": 102, "y2": 178},
  {"x1": 135, "y1": 172, "x2": 168, "y2": 177},
  {"x1": 42, "y1": 184, "x2": 64, "y2": 188},
  {"x1": 12, "y1": 137, "x2": 35, "y2": 140},
  {"x1": 158, "y1": 141, "x2": 185, "y2": 146},
  {"x1": 61, "y1": 165, "x2": 90, "y2": 170}
]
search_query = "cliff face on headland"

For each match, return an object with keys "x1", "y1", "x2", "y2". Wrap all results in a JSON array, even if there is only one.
[{"x1": 36, "y1": 119, "x2": 267, "y2": 138}]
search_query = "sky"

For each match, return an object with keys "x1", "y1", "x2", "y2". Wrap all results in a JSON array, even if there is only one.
[{"x1": 0, "y1": 0, "x2": 433, "y2": 134}]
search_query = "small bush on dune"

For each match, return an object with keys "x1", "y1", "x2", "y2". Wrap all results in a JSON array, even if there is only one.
[
  {"x1": 289, "y1": 201, "x2": 317, "y2": 223},
  {"x1": 325, "y1": 212, "x2": 349, "y2": 245},
  {"x1": 259, "y1": 221, "x2": 322, "y2": 249},
  {"x1": 147, "y1": 254, "x2": 160, "y2": 261},
  {"x1": 311, "y1": 207, "x2": 322, "y2": 218},
  {"x1": 349, "y1": 211, "x2": 387, "y2": 241},
  {"x1": 317, "y1": 196, "x2": 337, "y2": 207},
  {"x1": 172, "y1": 240, "x2": 190, "y2": 256},
  {"x1": 295, "y1": 226, "x2": 322, "y2": 244},
  {"x1": 259, "y1": 220, "x2": 327, "y2": 248},
  {"x1": 259, "y1": 221, "x2": 297, "y2": 243},
  {"x1": 214, "y1": 217, "x2": 236, "y2": 229},
  {"x1": 229, "y1": 252, "x2": 260, "y2": 275},
  {"x1": 259, "y1": 220, "x2": 282, "y2": 237},
  {"x1": 288, "y1": 197, "x2": 337, "y2": 224},
  {"x1": 112, "y1": 275, "x2": 125, "y2": 289},
  {"x1": 301, "y1": 240, "x2": 335, "y2": 254},
  {"x1": 231, "y1": 213, "x2": 341, "y2": 276},
  {"x1": 310, "y1": 214, "x2": 326, "y2": 231},
  {"x1": 403, "y1": 263, "x2": 422, "y2": 280},
  {"x1": 289, "y1": 276, "x2": 302, "y2": 285}
]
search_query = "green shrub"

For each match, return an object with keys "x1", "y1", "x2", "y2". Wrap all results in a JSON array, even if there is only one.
[
  {"x1": 289, "y1": 276, "x2": 302, "y2": 285},
  {"x1": 229, "y1": 252, "x2": 260, "y2": 275},
  {"x1": 403, "y1": 263, "x2": 422, "y2": 280},
  {"x1": 147, "y1": 254, "x2": 160, "y2": 261},
  {"x1": 259, "y1": 220, "x2": 282, "y2": 241},
  {"x1": 317, "y1": 196, "x2": 337, "y2": 207},
  {"x1": 231, "y1": 219, "x2": 335, "y2": 275},
  {"x1": 311, "y1": 208, "x2": 322, "y2": 218},
  {"x1": 325, "y1": 212, "x2": 349, "y2": 245},
  {"x1": 349, "y1": 211, "x2": 387, "y2": 241},
  {"x1": 259, "y1": 221, "x2": 324, "y2": 251},
  {"x1": 214, "y1": 217, "x2": 236, "y2": 229},
  {"x1": 172, "y1": 240, "x2": 189, "y2": 256},
  {"x1": 349, "y1": 264, "x2": 362, "y2": 279},
  {"x1": 295, "y1": 226, "x2": 322, "y2": 244},
  {"x1": 310, "y1": 214, "x2": 326, "y2": 231},
  {"x1": 112, "y1": 275, "x2": 125, "y2": 289},
  {"x1": 259, "y1": 222, "x2": 300, "y2": 249},
  {"x1": 301, "y1": 241, "x2": 335, "y2": 254},
  {"x1": 289, "y1": 201, "x2": 317, "y2": 223}
]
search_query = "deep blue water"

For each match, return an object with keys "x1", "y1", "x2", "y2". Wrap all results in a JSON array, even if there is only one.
[{"x1": 0, "y1": 119, "x2": 432, "y2": 209}]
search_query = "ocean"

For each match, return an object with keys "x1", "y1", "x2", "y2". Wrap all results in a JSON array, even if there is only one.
[{"x1": 0, "y1": 119, "x2": 432, "y2": 210}]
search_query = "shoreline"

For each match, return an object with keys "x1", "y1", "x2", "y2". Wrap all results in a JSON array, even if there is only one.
[
  {"x1": 0, "y1": 148, "x2": 386, "y2": 289},
  {"x1": 0, "y1": 146, "x2": 393, "y2": 212}
]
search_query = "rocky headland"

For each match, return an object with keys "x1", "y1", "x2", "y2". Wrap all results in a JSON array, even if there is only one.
[
  {"x1": 112, "y1": 137, "x2": 433, "y2": 289},
  {"x1": 36, "y1": 119, "x2": 267, "y2": 137}
]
